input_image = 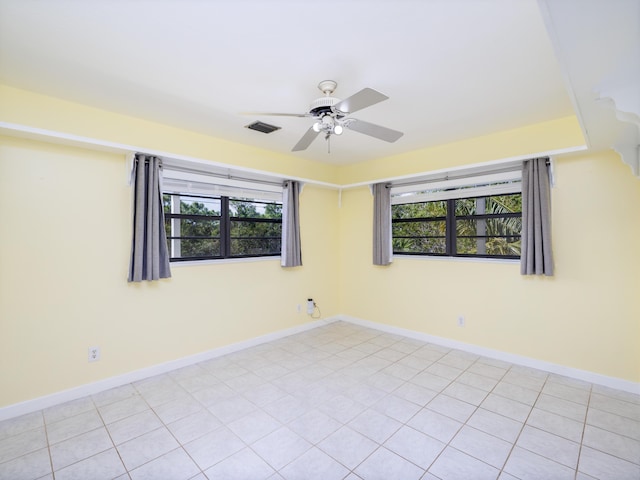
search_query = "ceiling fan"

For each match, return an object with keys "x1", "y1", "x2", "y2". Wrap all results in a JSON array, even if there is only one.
[{"x1": 255, "y1": 80, "x2": 404, "y2": 152}]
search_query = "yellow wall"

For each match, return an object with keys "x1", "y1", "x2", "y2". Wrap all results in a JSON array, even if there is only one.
[
  {"x1": 0, "y1": 136, "x2": 340, "y2": 407},
  {"x1": 1, "y1": 84, "x2": 638, "y2": 410},
  {"x1": 0, "y1": 85, "x2": 339, "y2": 185},
  {"x1": 338, "y1": 116, "x2": 585, "y2": 185},
  {"x1": 338, "y1": 152, "x2": 640, "y2": 382}
]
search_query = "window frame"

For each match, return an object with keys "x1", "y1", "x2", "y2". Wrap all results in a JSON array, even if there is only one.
[
  {"x1": 163, "y1": 192, "x2": 282, "y2": 262},
  {"x1": 392, "y1": 193, "x2": 522, "y2": 260}
]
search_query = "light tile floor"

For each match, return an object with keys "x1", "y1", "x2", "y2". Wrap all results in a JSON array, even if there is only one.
[{"x1": 1, "y1": 321, "x2": 639, "y2": 480}]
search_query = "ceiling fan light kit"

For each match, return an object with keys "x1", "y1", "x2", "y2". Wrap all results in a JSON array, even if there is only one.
[
  {"x1": 254, "y1": 80, "x2": 404, "y2": 152},
  {"x1": 312, "y1": 115, "x2": 344, "y2": 135}
]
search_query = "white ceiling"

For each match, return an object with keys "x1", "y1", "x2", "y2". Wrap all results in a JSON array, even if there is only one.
[{"x1": 0, "y1": 0, "x2": 634, "y2": 166}]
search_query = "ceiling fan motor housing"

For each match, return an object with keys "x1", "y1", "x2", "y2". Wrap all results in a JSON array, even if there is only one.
[{"x1": 309, "y1": 96, "x2": 344, "y2": 118}]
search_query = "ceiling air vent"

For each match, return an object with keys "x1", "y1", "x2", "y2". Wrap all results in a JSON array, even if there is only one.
[{"x1": 245, "y1": 121, "x2": 281, "y2": 134}]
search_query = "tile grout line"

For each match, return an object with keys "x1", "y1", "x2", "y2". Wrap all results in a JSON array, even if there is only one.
[
  {"x1": 247, "y1": 328, "x2": 371, "y2": 476},
  {"x1": 336, "y1": 338, "x2": 537, "y2": 478},
  {"x1": 266, "y1": 329, "x2": 422, "y2": 478},
  {"x1": 573, "y1": 383, "x2": 593, "y2": 480},
  {"x1": 136, "y1": 378, "x2": 210, "y2": 479},
  {"x1": 42, "y1": 410, "x2": 56, "y2": 480},
  {"x1": 295, "y1": 331, "x2": 408, "y2": 477},
  {"x1": 500, "y1": 375, "x2": 592, "y2": 478},
  {"x1": 44, "y1": 396, "x2": 121, "y2": 478},
  {"x1": 428, "y1": 355, "x2": 514, "y2": 478},
  {"x1": 390, "y1": 352, "x2": 514, "y2": 478},
  {"x1": 91, "y1": 390, "x2": 128, "y2": 480},
  {"x1": 488, "y1": 367, "x2": 546, "y2": 480},
  {"x1": 4, "y1": 322, "x2": 639, "y2": 480}
]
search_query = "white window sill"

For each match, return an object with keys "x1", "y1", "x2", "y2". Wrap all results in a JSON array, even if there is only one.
[
  {"x1": 169, "y1": 256, "x2": 281, "y2": 267},
  {"x1": 393, "y1": 254, "x2": 519, "y2": 265}
]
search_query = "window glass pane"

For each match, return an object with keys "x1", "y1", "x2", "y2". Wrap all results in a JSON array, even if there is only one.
[
  {"x1": 393, "y1": 237, "x2": 446, "y2": 254},
  {"x1": 163, "y1": 192, "x2": 282, "y2": 261},
  {"x1": 456, "y1": 236, "x2": 521, "y2": 256},
  {"x1": 486, "y1": 217, "x2": 522, "y2": 236},
  {"x1": 456, "y1": 218, "x2": 521, "y2": 239},
  {"x1": 231, "y1": 238, "x2": 281, "y2": 256},
  {"x1": 392, "y1": 201, "x2": 446, "y2": 219},
  {"x1": 455, "y1": 194, "x2": 522, "y2": 216},
  {"x1": 163, "y1": 194, "x2": 220, "y2": 216},
  {"x1": 229, "y1": 199, "x2": 282, "y2": 219},
  {"x1": 392, "y1": 191, "x2": 522, "y2": 259},
  {"x1": 230, "y1": 218, "x2": 281, "y2": 256},
  {"x1": 230, "y1": 220, "x2": 281, "y2": 238},
  {"x1": 456, "y1": 217, "x2": 521, "y2": 257},
  {"x1": 456, "y1": 219, "x2": 478, "y2": 236},
  {"x1": 178, "y1": 218, "x2": 220, "y2": 238},
  {"x1": 455, "y1": 198, "x2": 478, "y2": 216},
  {"x1": 486, "y1": 237, "x2": 521, "y2": 256},
  {"x1": 485, "y1": 194, "x2": 522, "y2": 213},
  {"x1": 392, "y1": 220, "x2": 446, "y2": 238},
  {"x1": 177, "y1": 239, "x2": 221, "y2": 258},
  {"x1": 179, "y1": 197, "x2": 220, "y2": 216},
  {"x1": 456, "y1": 236, "x2": 479, "y2": 255}
]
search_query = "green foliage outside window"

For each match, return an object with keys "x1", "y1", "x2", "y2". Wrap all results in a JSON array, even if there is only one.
[
  {"x1": 392, "y1": 201, "x2": 447, "y2": 254},
  {"x1": 229, "y1": 199, "x2": 282, "y2": 256},
  {"x1": 163, "y1": 193, "x2": 282, "y2": 260},
  {"x1": 392, "y1": 193, "x2": 522, "y2": 258}
]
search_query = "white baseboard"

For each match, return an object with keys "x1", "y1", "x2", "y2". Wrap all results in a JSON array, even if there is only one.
[
  {"x1": 337, "y1": 314, "x2": 640, "y2": 395},
  {"x1": 2, "y1": 314, "x2": 637, "y2": 422},
  {"x1": 0, "y1": 318, "x2": 335, "y2": 422}
]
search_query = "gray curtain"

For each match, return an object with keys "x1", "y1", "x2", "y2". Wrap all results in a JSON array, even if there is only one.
[
  {"x1": 373, "y1": 182, "x2": 392, "y2": 266},
  {"x1": 128, "y1": 154, "x2": 171, "y2": 282},
  {"x1": 281, "y1": 180, "x2": 302, "y2": 267},
  {"x1": 521, "y1": 157, "x2": 554, "y2": 276}
]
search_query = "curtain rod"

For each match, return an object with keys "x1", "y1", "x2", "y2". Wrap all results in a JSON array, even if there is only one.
[
  {"x1": 383, "y1": 164, "x2": 523, "y2": 189},
  {"x1": 162, "y1": 163, "x2": 285, "y2": 188},
  {"x1": 382, "y1": 157, "x2": 550, "y2": 189}
]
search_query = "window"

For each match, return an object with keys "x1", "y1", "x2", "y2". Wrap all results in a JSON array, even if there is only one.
[
  {"x1": 392, "y1": 193, "x2": 522, "y2": 259},
  {"x1": 163, "y1": 193, "x2": 282, "y2": 261}
]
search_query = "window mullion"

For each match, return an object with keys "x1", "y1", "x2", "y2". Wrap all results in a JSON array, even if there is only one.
[
  {"x1": 170, "y1": 194, "x2": 181, "y2": 258},
  {"x1": 446, "y1": 198, "x2": 456, "y2": 256},
  {"x1": 476, "y1": 197, "x2": 486, "y2": 255},
  {"x1": 221, "y1": 196, "x2": 231, "y2": 258}
]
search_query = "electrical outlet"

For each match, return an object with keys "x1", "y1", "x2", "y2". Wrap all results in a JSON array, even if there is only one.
[
  {"x1": 307, "y1": 298, "x2": 314, "y2": 315},
  {"x1": 296, "y1": 304, "x2": 302, "y2": 314},
  {"x1": 88, "y1": 346, "x2": 101, "y2": 362},
  {"x1": 457, "y1": 316, "x2": 465, "y2": 327}
]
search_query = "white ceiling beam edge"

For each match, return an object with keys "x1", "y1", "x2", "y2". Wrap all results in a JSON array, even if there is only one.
[
  {"x1": 338, "y1": 145, "x2": 587, "y2": 191},
  {"x1": 0, "y1": 121, "x2": 587, "y2": 191},
  {"x1": 537, "y1": 0, "x2": 640, "y2": 178},
  {"x1": 0, "y1": 121, "x2": 340, "y2": 189}
]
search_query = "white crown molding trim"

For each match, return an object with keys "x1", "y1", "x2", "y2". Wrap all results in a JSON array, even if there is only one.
[
  {"x1": 337, "y1": 314, "x2": 640, "y2": 395},
  {"x1": 339, "y1": 145, "x2": 587, "y2": 190},
  {"x1": 593, "y1": 95, "x2": 640, "y2": 177},
  {"x1": 613, "y1": 136, "x2": 640, "y2": 178},
  {"x1": 0, "y1": 121, "x2": 342, "y2": 190},
  {"x1": 596, "y1": 78, "x2": 640, "y2": 131},
  {"x1": 1, "y1": 121, "x2": 589, "y2": 188},
  {"x1": 0, "y1": 318, "x2": 336, "y2": 422},
  {"x1": 536, "y1": 0, "x2": 591, "y2": 150}
]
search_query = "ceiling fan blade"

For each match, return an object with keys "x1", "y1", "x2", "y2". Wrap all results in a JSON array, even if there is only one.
[
  {"x1": 242, "y1": 112, "x2": 310, "y2": 118},
  {"x1": 334, "y1": 88, "x2": 389, "y2": 114},
  {"x1": 292, "y1": 126, "x2": 320, "y2": 151},
  {"x1": 345, "y1": 119, "x2": 404, "y2": 143}
]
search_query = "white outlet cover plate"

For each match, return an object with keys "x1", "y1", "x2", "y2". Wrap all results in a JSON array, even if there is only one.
[{"x1": 88, "y1": 346, "x2": 101, "y2": 362}]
